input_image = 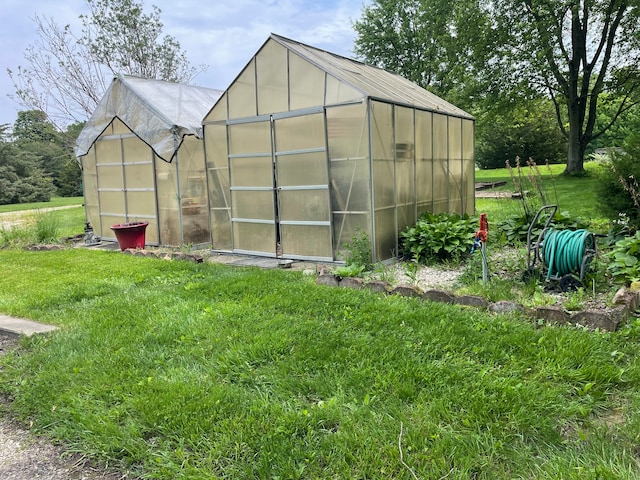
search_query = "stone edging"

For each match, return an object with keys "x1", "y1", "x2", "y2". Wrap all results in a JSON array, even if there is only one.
[{"x1": 316, "y1": 273, "x2": 640, "y2": 332}]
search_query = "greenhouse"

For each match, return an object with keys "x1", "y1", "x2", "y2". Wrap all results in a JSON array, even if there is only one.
[
  {"x1": 76, "y1": 75, "x2": 223, "y2": 247},
  {"x1": 203, "y1": 34, "x2": 475, "y2": 262}
]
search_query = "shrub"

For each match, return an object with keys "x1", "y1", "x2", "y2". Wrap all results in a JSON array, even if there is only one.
[
  {"x1": 399, "y1": 212, "x2": 476, "y2": 264},
  {"x1": 594, "y1": 135, "x2": 640, "y2": 230}
]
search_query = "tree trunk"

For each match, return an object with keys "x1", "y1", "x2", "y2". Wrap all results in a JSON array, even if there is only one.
[{"x1": 564, "y1": 98, "x2": 586, "y2": 175}]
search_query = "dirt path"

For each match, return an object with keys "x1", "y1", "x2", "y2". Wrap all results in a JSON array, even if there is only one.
[{"x1": 0, "y1": 334, "x2": 129, "y2": 480}]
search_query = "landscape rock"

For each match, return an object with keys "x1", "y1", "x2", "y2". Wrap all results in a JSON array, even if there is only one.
[
  {"x1": 533, "y1": 306, "x2": 570, "y2": 325},
  {"x1": 363, "y1": 280, "x2": 390, "y2": 294},
  {"x1": 340, "y1": 277, "x2": 364, "y2": 289},
  {"x1": 423, "y1": 289, "x2": 455, "y2": 304},
  {"x1": 390, "y1": 284, "x2": 422, "y2": 298},
  {"x1": 489, "y1": 301, "x2": 525, "y2": 314},
  {"x1": 316, "y1": 274, "x2": 340, "y2": 287},
  {"x1": 570, "y1": 308, "x2": 624, "y2": 332},
  {"x1": 454, "y1": 294, "x2": 489, "y2": 308}
]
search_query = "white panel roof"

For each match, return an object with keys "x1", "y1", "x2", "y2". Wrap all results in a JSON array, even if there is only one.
[{"x1": 76, "y1": 75, "x2": 223, "y2": 163}]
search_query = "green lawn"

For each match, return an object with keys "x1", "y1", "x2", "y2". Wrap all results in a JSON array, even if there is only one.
[
  {"x1": 1, "y1": 249, "x2": 640, "y2": 479},
  {"x1": 475, "y1": 162, "x2": 607, "y2": 230},
  {"x1": 0, "y1": 196, "x2": 83, "y2": 214}
]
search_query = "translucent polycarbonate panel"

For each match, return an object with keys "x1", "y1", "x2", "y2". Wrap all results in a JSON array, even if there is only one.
[
  {"x1": 257, "y1": 40, "x2": 288, "y2": 114},
  {"x1": 123, "y1": 162, "x2": 153, "y2": 190},
  {"x1": 415, "y1": 110, "x2": 433, "y2": 215},
  {"x1": 433, "y1": 113, "x2": 448, "y2": 160},
  {"x1": 231, "y1": 157, "x2": 273, "y2": 187},
  {"x1": 448, "y1": 158, "x2": 463, "y2": 213},
  {"x1": 327, "y1": 103, "x2": 369, "y2": 159},
  {"x1": 110, "y1": 118, "x2": 131, "y2": 135},
  {"x1": 326, "y1": 75, "x2": 362, "y2": 105},
  {"x1": 277, "y1": 152, "x2": 328, "y2": 187},
  {"x1": 228, "y1": 121, "x2": 271, "y2": 155},
  {"x1": 327, "y1": 103, "x2": 371, "y2": 259},
  {"x1": 145, "y1": 222, "x2": 159, "y2": 246},
  {"x1": 155, "y1": 152, "x2": 179, "y2": 245},
  {"x1": 462, "y1": 119, "x2": 474, "y2": 160},
  {"x1": 126, "y1": 191, "x2": 156, "y2": 216},
  {"x1": 433, "y1": 159, "x2": 448, "y2": 213},
  {"x1": 99, "y1": 190, "x2": 126, "y2": 214},
  {"x1": 82, "y1": 147, "x2": 100, "y2": 231},
  {"x1": 281, "y1": 225, "x2": 332, "y2": 258},
  {"x1": 101, "y1": 215, "x2": 123, "y2": 240},
  {"x1": 233, "y1": 222, "x2": 275, "y2": 254},
  {"x1": 371, "y1": 101, "x2": 396, "y2": 261},
  {"x1": 205, "y1": 123, "x2": 232, "y2": 250},
  {"x1": 123, "y1": 136, "x2": 153, "y2": 163},
  {"x1": 232, "y1": 190, "x2": 274, "y2": 221},
  {"x1": 375, "y1": 207, "x2": 396, "y2": 260},
  {"x1": 395, "y1": 106, "x2": 416, "y2": 233},
  {"x1": 98, "y1": 165, "x2": 124, "y2": 189},
  {"x1": 275, "y1": 113, "x2": 325, "y2": 152},
  {"x1": 204, "y1": 92, "x2": 228, "y2": 122},
  {"x1": 464, "y1": 159, "x2": 475, "y2": 215},
  {"x1": 448, "y1": 117, "x2": 462, "y2": 161},
  {"x1": 289, "y1": 53, "x2": 324, "y2": 110},
  {"x1": 279, "y1": 189, "x2": 330, "y2": 222},
  {"x1": 96, "y1": 138, "x2": 121, "y2": 165},
  {"x1": 332, "y1": 213, "x2": 371, "y2": 262},
  {"x1": 228, "y1": 59, "x2": 257, "y2": 119},
  {"x1": 329, "y1": 158, "x2": 370, "y2": 212},
  {"x1": 177, "y1": 137, "x2": 210, "y2": 245}
]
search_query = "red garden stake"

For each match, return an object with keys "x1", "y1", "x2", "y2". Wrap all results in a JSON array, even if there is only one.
[{"x1": 472, "y1": 213, "x2": 489, "y2": 283}]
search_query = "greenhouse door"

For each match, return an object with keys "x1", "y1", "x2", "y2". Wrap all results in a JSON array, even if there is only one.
[
  {"x1": 274, "y1": 111, "x2": 333, "y2": 261},
  {"x1": 228, "y1": 111, "x2": 333, "y2": 260}
]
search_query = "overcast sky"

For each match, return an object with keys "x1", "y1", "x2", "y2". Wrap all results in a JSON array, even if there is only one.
[{"x1": 0, "y1": 0, "x2": 370, "y2": 128}]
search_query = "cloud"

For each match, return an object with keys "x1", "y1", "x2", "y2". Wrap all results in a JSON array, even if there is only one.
[{"x1": 0, "y1": 0, "x2": 368, "y2": 127}]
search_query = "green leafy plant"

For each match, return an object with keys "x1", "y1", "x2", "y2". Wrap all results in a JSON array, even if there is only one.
[
  {"x1": 399, "y1": 212, "x2": 476, "y2": 264},
  {"x1": 607, "y1": 232, "x2": 640, "y2": 284},
  {"x1": 341, "y1": 226, "x2": 372, "y2": 271},
  {"x1": 333, "y1": 264, "x2": 366, "y2": 278},
  {"x1": 33, "y1": 210, "x2": 60, "y2": 243}
]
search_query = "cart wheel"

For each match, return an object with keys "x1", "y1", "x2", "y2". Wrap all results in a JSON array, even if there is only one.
[
  {"x1": 560, "y1": 275, "x2": 582, "y2": 292},
  {"x1": 522, "y1": 267, "x2": 541, "y2": 283}
]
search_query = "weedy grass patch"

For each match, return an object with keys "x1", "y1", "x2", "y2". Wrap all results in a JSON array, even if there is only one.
[{"x1": 1, "y1": 250, "x2": 640, "y2": 478}]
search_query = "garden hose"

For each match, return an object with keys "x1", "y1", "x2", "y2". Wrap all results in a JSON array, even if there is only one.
[{"x1": 541, "y1": 228, "x2": 595, "y2": 280}]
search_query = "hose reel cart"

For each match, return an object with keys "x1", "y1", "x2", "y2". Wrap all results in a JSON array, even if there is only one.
[{"x1": 524, "y1": 205, "x2": 597, "y2": 292}]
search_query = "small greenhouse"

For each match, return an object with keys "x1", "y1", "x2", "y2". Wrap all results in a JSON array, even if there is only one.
[
  {"x1": 76, "y1": 75, "x2": 223, "y2": 247},
  {"x1": 203, "y1": 34, "x2": 475, "y2": 262}
]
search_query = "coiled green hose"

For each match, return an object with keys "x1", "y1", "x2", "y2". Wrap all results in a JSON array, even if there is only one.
[{"x1": 542, "y1": 228, "x2": 595, "y2": 280}]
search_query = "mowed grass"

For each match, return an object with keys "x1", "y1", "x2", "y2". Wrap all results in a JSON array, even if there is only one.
[
  {"x1": 475, "y1": 162, "x2": 605, "y2": 227},
  {"x1": 1, "y1": 249, "x2": 640, "y2": 478},
  {"x1": 0, "y1": 196, "x2": 83, "y2": 214}
]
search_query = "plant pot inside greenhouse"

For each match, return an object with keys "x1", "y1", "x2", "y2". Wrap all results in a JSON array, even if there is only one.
[{"x1": 110, "y1": 222, "x2": 149, "y2": 251}]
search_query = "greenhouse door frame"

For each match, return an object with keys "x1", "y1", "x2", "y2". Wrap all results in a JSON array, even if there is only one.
[{"x1": 228, "y1": 108, "x2": 334, "y2": 261}]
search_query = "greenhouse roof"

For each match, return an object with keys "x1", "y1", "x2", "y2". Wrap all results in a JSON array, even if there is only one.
[
  {"x1": 76, "y1": 75, "x2": 223, "y2": 163},
  {"x1": 271, "y1": 34, "x2": 473, "y2": 119}
]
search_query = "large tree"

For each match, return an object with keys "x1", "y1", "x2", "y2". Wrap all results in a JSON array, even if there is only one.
[
  {"x1": 8, "y1": 0, "x2": 204, "y2": 128},
  {"x1": 353, "y1": 0, "x2": 640, "y2": 174}
]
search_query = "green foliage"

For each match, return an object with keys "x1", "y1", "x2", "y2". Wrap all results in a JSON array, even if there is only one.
[
  {"x1": 476, "y1": 100, "x2": 567, "y2": 169},
  {"x1": 495, "y1": 211, "x2": 589, "y2": 244},
  {"x1": 400, "y1": 212, "x2": 476, "y2": 264},
  {"x1": 594, "y1": 136, "x2": 640, "y2": 230},
  {"x1": 2, "y1": 250, "x2": 640, "y2": 478},
  {"x1": 607, "y1": 232, "x2": 640, "y2": 284},
  {"x1": 333, "y1": 264, "x2": 366, "y2": 278},
  {"x1": 341, "y1": 227, "x2": 372, "y2": 270},
  {"x1": 33, "y1": 211, "x2": 60, "y2": 243}
]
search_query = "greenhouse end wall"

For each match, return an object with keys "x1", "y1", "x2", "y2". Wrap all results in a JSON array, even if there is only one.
[{"x1": 369, "y1": 100, "x2": 475, "y2": 262}]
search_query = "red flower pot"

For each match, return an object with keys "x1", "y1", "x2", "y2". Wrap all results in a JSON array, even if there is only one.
[{"x1": 110, "y1": 222, "x2": 149, "y2": 251}]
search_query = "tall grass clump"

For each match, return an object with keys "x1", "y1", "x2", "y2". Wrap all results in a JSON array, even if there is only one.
[{"x1": 33, "y1": 210, "x2": 60, "y2": 243}]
